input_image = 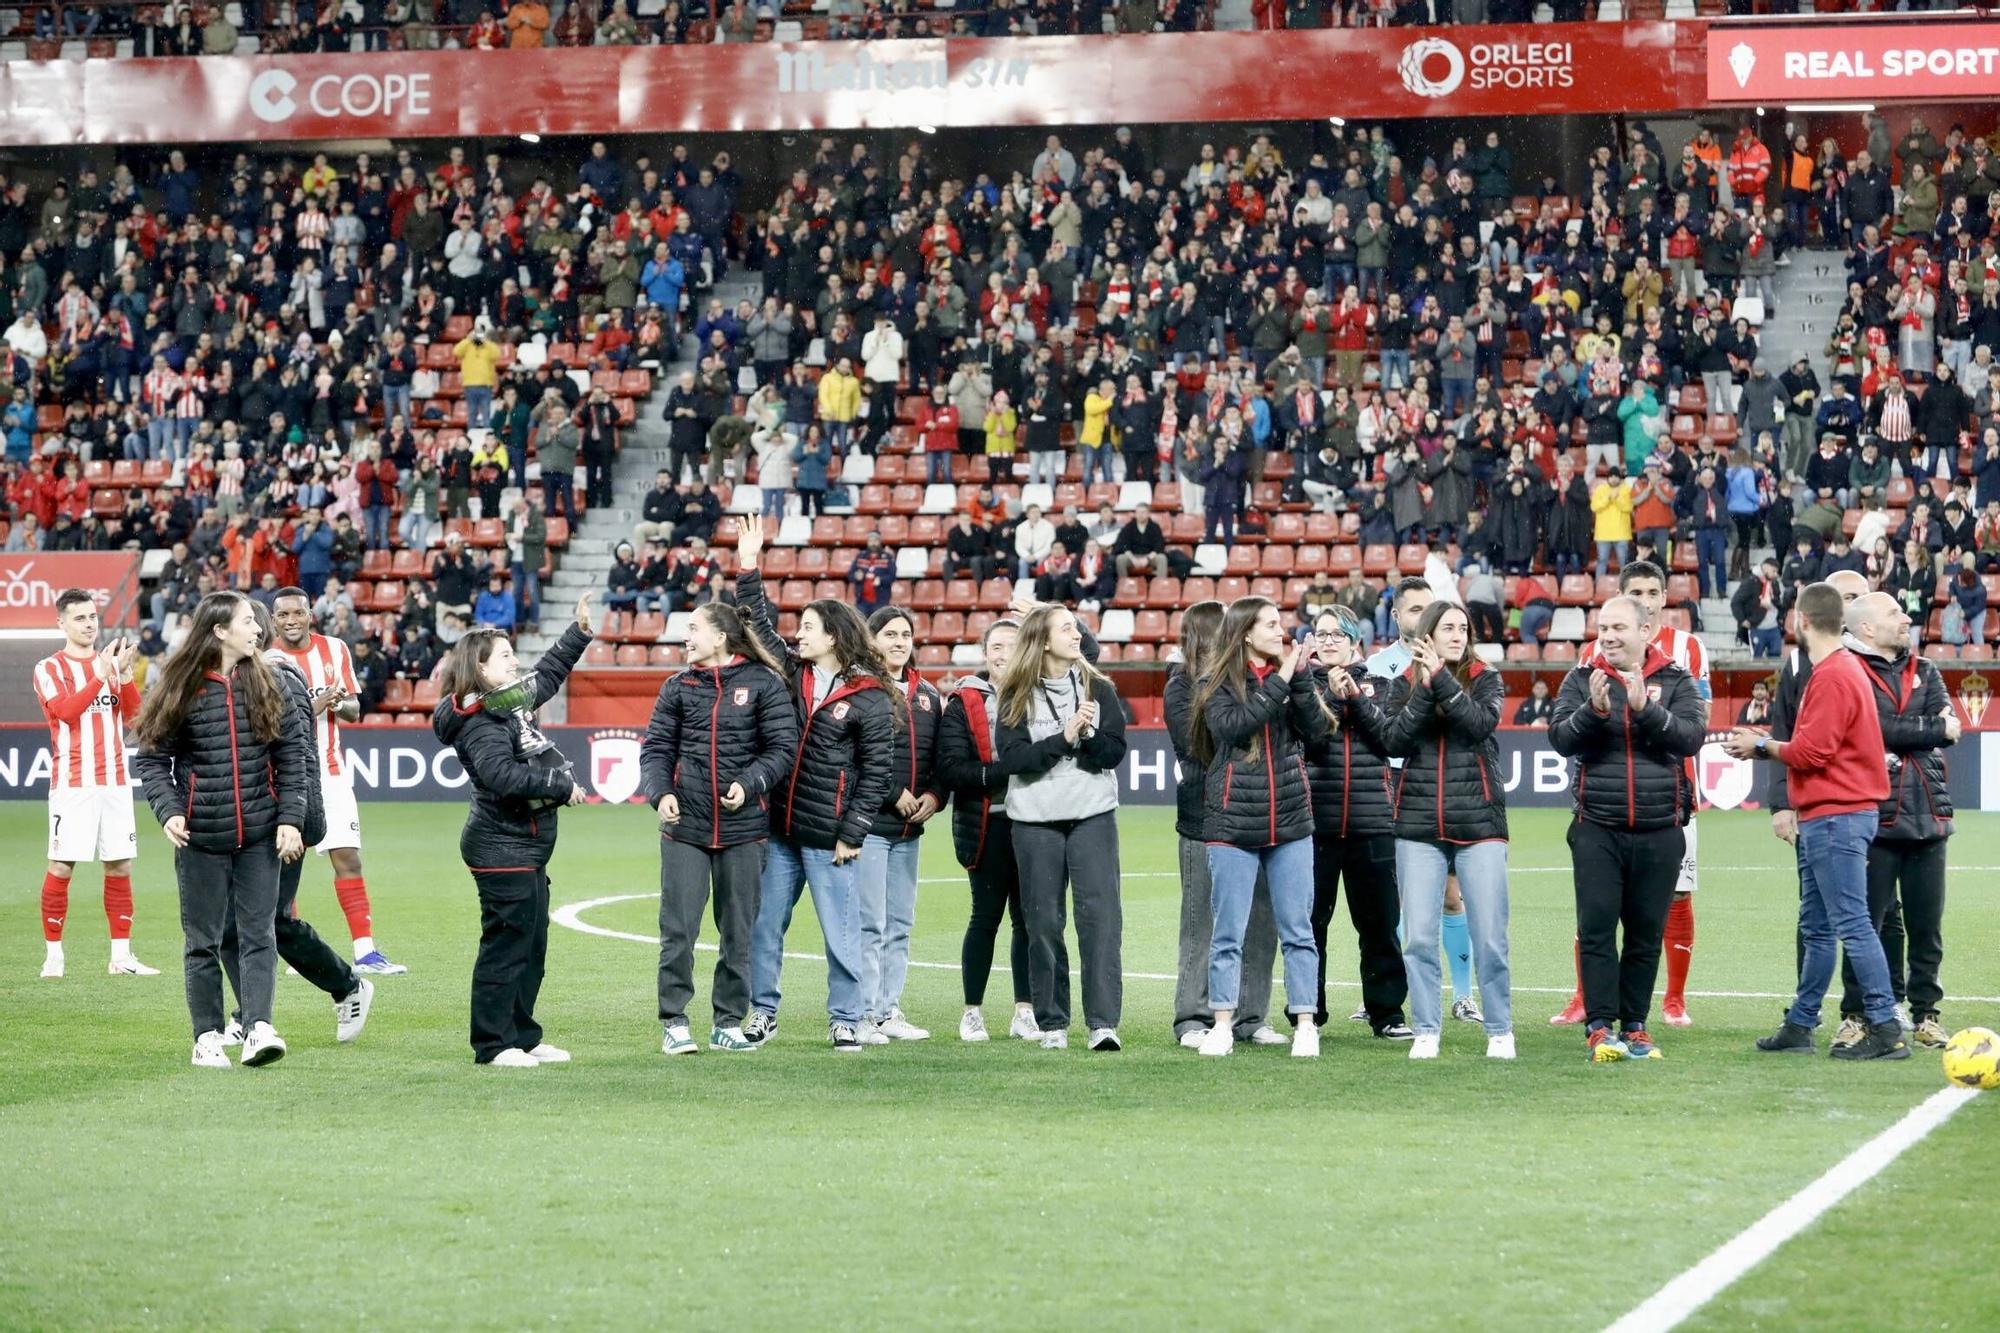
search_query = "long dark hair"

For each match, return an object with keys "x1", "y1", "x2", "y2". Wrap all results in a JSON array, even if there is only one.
[
  {"x1": 438, "y1": 627, "x2": 509, "y2": 705},
  {"x1": 1175, "y1": 599, "x2": 1225, "y2": 682},
  {"x1": 805, "y1": 598, "x2": 893, "y2": 689},
  {"x1": 136, "y1": 592, "x2": 285, "y2": 747},
  {"x1": 1190, "y1": 596, "x2": 1276, "y2": 766},
  {"x1": 1414, "y1": 598, "x2": 1478, "y2": 685},
  {"x1": 693, "y1": 601, "x2": 782, "y2": 674}
]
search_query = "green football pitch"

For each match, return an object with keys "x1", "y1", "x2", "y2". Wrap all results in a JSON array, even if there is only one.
[{"x1": 1, "y1": 802, "x2": 1995, "y2": 1330}]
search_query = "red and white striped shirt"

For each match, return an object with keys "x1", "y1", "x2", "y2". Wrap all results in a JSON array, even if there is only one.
[
  {"x1": 142, "y1": 366, "x2": 182, "y2": 415},
  {"x1": 277, "y1": 633, "x2": 358, "y2": 780},
  {"x1": 33, "y1": 651, "x2": 140, "y2": 791},
  {"x1": 1651, "y1": 622, "x2": 1711, "y2": 699}
]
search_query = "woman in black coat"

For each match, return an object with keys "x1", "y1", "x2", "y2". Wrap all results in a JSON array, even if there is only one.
[
  {"x1": 1344, "y1": 599, "x2": 1512, "y2": 1061},
  {"x1": 639, "y1": 601, "x2": 799, "y2": 1055},
  {"x1": 431, "y1": 594, "x2": 596, "y2": 1067},
  {"x1": 135, "y1": 591, "x2": 310, "y2": 1070},
  {"x1": 732, "y1": 516, "x2": 898, "y2": 1053}
]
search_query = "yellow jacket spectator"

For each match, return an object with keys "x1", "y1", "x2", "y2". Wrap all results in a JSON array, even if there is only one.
[
  {"x1": 1592, "y1": 477, "x2": 1635, "y2": 543},
  {"x1": 453, "y1": 334, "x2": 500, "y2": 389},
  {"x1": 984, "y1": 393, "x2": 1018, "y2": 456},
  {"x1": 1080, "y1": 388, "x2": 1113, "y2": 446},
  {"x1": 816, "y1": 361, "x2": 861, "y2": 424}
]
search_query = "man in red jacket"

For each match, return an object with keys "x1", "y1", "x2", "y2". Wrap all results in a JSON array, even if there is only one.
[{"x1": 1731, "y1": 582, "x2": 1908, "y2": 1061}]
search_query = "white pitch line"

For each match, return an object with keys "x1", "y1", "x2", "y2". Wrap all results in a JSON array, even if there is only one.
[
  {"x1": 1606, "y1": 1086, "x2": 1982, "y2": 1333},
  {"x1": 909, "y1": 865, "x2": 2000, "y2": 884},
  {"x1": 548, "y1": 895, "x2": 2000, "y2": 1004}
]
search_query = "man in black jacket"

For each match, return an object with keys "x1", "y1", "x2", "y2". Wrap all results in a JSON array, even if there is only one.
[
  {"x1": 1112, "y1": 502, "x2": 1168, "y2": 579},
  {"x1": 633, "y1": 468, "x2": 679, "y2": 548},
  {"x1": 1839, "y1": 593, "x2": 1957, "y2": 1050},
  {"x1": 1549, "y1": 594, "x2": 1706, "y2": 1062}
]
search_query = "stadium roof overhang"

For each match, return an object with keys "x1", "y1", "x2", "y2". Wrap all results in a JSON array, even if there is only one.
[{"x1": 0, "y1": 14, "x2": 1996, "y2": 146}]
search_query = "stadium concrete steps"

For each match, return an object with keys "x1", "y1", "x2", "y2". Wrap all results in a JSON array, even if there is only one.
[{"x1": 1756, "y1": 252, "x2": 1848, "y2": 385}]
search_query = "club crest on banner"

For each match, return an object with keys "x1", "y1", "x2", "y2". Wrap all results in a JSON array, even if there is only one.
[
  {"x1": 1959, "y1": 672, "x2": 1988, "y2": 727},
  {"x1": 590, "y1": 729, "x2": 644, "y2": 804},
  {"x1": 1697, "y1": 735, "x2": 1754, "y2": 811}
]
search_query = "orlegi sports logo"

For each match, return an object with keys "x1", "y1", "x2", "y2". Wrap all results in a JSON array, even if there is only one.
[
  {"x1": 1396, "y1": 37, "x2": 1574, "y2": 99},
  {"x1": 247, "y1": 67, "x2": 435, "y2": 125},
  {"x1": 588, "y1": 728, "x2": 645, "y2": 805}
]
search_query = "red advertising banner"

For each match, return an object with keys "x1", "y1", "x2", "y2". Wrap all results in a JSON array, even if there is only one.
[
  {"x1": 0, "y1": 23, "x2": 1708, "y2": 147},
  {"x1": 1707, "y1": 18, "x2": 2000, "y2": 104},
  {"x1": 0, "y1": 553, "x2": 141, "y2": 631}
]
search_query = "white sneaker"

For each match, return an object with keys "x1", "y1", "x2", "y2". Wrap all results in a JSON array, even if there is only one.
[
  {"x1": 191, "y1": 1031, "x2": 232, "y2": 1069},
  {"x1": 661, "y1": 1024, "x2": 698, "y2": 1055},
  {"x1": 40, "y1": 955, "x2": 63, "y2": 979},
  {"x1": 1198, "y1": 1025, "x2": 1234, "y2": 1057},
  {"x1": 221, "y1": 1019, "x2": 244, "y2": 1047},
  {"x1": 1292, "y1": 1024, "x2": 1321, "y2": 1059},
  {"x1": 1038, "y1": 1030, "x2": 1068, "y2": 1049},
  {"x1": 526, "y1": 1043, "x2": 570, "y2": 1064},
  {"x1": 1894, "y1": 1001, "x2": 1915, "y2": 1033},
  {"x1": 334, "y1": 978, "x2": 374, "y2": 1043},
  {"x1": 240, "y1": 1021, "x2": 287, "y2": 1067},
  {"x1": 857, "y1": 1020, "x2": 891, "y2": 1046},
  {"x1": 1348, "y1": 1003, "x2": 1368, "y2": 1022},
  {"x1": 1249, "y1": 1024, "x2": 1288, "y2": 1046},
  {"x1": 1409, "y1": 1033, "x2": 1441, "y2": 1060},
  {"x1": 878, "y1": 1010, "x2": 930, "y2": 1041},
  {"x1": 489, "y1": 1049, "x2": 539, "y2": 1068},
  {"x1": 1179, "y1": 1028, "x2": 1208, "y2": 1049},
  {"x1": 1087, "y1": 1027, "x2": 1121, "y2": 1052},
  {"x1": 108, "y1": 955, "x2": 160, "y2": 976},
  {"x1": 1009, "y1": 1008, "x2": 1042, "y2": 1041},
  {"x1": 1486, "y1": 1032, "x2": 1517, "y2": 1060},
  {"x1": 958, "y1": 1010, "x2": 990, "y2": 1042}
]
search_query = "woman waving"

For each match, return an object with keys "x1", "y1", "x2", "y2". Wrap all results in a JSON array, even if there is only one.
[{"x1": 430, "y1": 593, "x2": 596, "y2": 1068}]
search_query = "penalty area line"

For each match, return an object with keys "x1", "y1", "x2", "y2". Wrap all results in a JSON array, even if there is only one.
[{"x1": 1605, "y1": 1085, "x2": 1981, "y2": 1333}]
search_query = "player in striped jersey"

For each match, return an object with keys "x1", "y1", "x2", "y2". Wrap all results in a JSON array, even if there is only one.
[
  {"x1": 1551, "y1": 560, "x2": 1708, "y2": 1027},
  {"x1": 34, "y1": 588, "x2": 159, "y2": 979},
  {"x1": 271, "y1": 588, "x2": 407, "y2": 975}
]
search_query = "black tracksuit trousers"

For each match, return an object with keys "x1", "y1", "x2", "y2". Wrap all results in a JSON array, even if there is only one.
[
  {"x1": 1841, "y1": 836, "x2": 1946, "y2": 1021},
  {"x1": 1569, "y1": 821, "x2": 1683, "y2": 1028},
  {"x1": 470, "y1": 862, "x2": 551, "y2": 1063},
  {"x1": 1306, "y1": 832, "x2": 1408, "y2": 1031},
  {"x1": 658, "y1": 837, "x2": 765, "y2": 1030},
  {"x1": 221, "y1": 854, "x2": 360, "y2": 1025}
]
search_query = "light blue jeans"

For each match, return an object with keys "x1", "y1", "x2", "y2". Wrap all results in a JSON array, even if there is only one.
[
  {"x1": 1207, "y1": 837, "x2": 1319, "y2": 1016},
  {"x1": 1790, "y1": 810, "x2": 1895, "y2": 1028},
  {"x1": 856, "y1": 832, "x2": 921, "y2": 1021},
  {"x1": 1395, "y1": 839, "x2": 1512, "y2": 1036},
  {"x1": 750, "y1": 838, "x2": 863, "y2": 1026}
]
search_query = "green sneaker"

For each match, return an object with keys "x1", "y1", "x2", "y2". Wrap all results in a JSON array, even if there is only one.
[
  {"x1": 661, "y1": 1024, "x2": 698, "y2": 1055},
  {"x1": 709, "y1": 1025, "x2": 757, "y2": 1052}
]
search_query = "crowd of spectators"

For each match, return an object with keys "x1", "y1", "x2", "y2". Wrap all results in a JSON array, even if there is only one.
[{"x1": 12, "y1": 105, "x2": 2000, "y2": 708}]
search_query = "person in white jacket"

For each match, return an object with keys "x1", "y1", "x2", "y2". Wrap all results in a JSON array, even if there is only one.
[
  {"x1": 1013, "y1": 503, "x2": 1055, "y2": 583},
  {"x1": 861, "y1": 313, "x2": 904, "y2": 453}
]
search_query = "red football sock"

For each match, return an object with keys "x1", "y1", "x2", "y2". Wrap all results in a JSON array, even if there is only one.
[
  {"x1": 103, "y1": 874, "x2": 134, "y2": 941},
  {"x1": 41, "y1": 872, "x2": 69, "y2": 943},
  {"x1": 333, "y1": 876, "x2": 373, "y2": 943},
  {"x1": 1664, "y1": 895, "x2": 1695, "y2": 1002}
]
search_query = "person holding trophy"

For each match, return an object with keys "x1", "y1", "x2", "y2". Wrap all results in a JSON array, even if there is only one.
[{"x1": 431, "y1": 593, "x2": 598, "y2": 1068}]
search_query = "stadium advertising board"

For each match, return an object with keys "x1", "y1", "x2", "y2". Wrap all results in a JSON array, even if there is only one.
[
  {"x1": 0, "y1": 553, "x2": 140, "y2": 630},
  {"x1": 0, "y1": 724, "x2": 1983, "y2": 811},
  {"x1": 1708, "y1": 19, "x2": 2000, "y2": 103},
  {"x1": 0, "y1": 23, "x2": 1704, "y2": 146}
]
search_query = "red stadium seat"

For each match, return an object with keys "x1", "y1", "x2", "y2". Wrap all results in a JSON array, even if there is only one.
[
  {"x1": 1144, "y1": 577, "x2": 1182, "y2": 608},
  {"x1": 1361, "y1": 545, "x2": 1395, "y2": 576}
]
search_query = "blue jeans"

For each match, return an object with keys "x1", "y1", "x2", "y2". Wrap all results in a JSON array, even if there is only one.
[
  {"x1": 1519, "y1": 603, "x2": 1552, "y2": 644},
  {"x1": 856, "y1": 832, "x2": 921, "y2": 1021},
  {"x1": 464, "y1": 385, "x2": 493, "y2": 430},
  {"x1": 1207, "y1": 838, "x2": 1319, "y2": 1015},
  {"x1": 1594, "y1": 540, "x2": 1628, "y2": 577},
  {"x1": 510, "y1": 562, "x2": 540, "y2": 626},
  {"x1": 1790, "y1": 811, "x2": 1895, "y2": 1028},
  {"x1": 760, "y1": 486, "x2": 786, "y2": 522},
  {"x1": 1750, "y1": 626, "x2": 1782, "y2": 657},
  {"x1": 1395, "y1": 838, "x2": 1511, "y2": 1036},
  {"x1": 1380, "y1": 349, "x2": 1411, "y2": 390},
  {"x1": 1080, "y1": 443, "x2": 1114, "y2": 488},
  {"x1": 750, "y1": 838, "x2": 863, "y2": 1025},
  {"x1": 1695, "y1": 528, "x2": 1728, "y2": 598},
  {"x1": 398, "y1": 510, "x2": 433, "y2": 550},
  {"x1": 1441, "y1": 378, "x2": 1473, "y2": 419},
  {"x1": 382, "y1": 384, "x2": 412, "y2": 427},
  {"x1": 365, "y1": 504, "x2": 391, "y2": 550},
  {"x1": 926, "y1": 451, "x2": 953, "y2": 485}
]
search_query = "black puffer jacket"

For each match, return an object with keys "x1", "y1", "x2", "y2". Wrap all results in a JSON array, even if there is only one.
[
  {"x1": 936, "y1": 674, "x2": 1028, "y2": 869},
  {"x1": 1304, "y1": 669, "x2": 1396, "y2": 839},
  {"x1": 737, "y1": 570, "x2": 896, "y2": 849},
  {"x1": 1200, "y1": 661, "x2": 1327, "y2": 849},
  {"x1": 269, "y1": 653, "x2": 328, "y2": 847},
  {"x1": 1857, "y1": 648, "x2": 1956, "y2": 842},
  {"x1": 639, "y1": 655, "x2": 799, "y2": 850},
  {"x1": 1349, "y1": 662, "x2": 1508, "y2": 844},
  {"x1": 430, "y1": 624, "x2": 591, "y2": 868},
  {"x1": 1162, "y1": 667, "x2": 1206, "y2": 841},
  {"x1": 874, "y1": 665, "x2": 945, "y2": 842},
  {"x1": 1548, "y1": 646, "x2": 1705, "y2": 832},
  {"x1": 135, "y1": 662, "x2": 310, "y2": 853}
]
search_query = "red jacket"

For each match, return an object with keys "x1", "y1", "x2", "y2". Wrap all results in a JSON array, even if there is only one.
[
  {"x1": 1330, "y1": 303, "x2": 1372, "y2": 351},
  {"x1": 916, "y1": 401, "x2": 960, "y2": 454},
  {"x1": 1783, "y1": 648, "x2": 1890, "y2": 821}
]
